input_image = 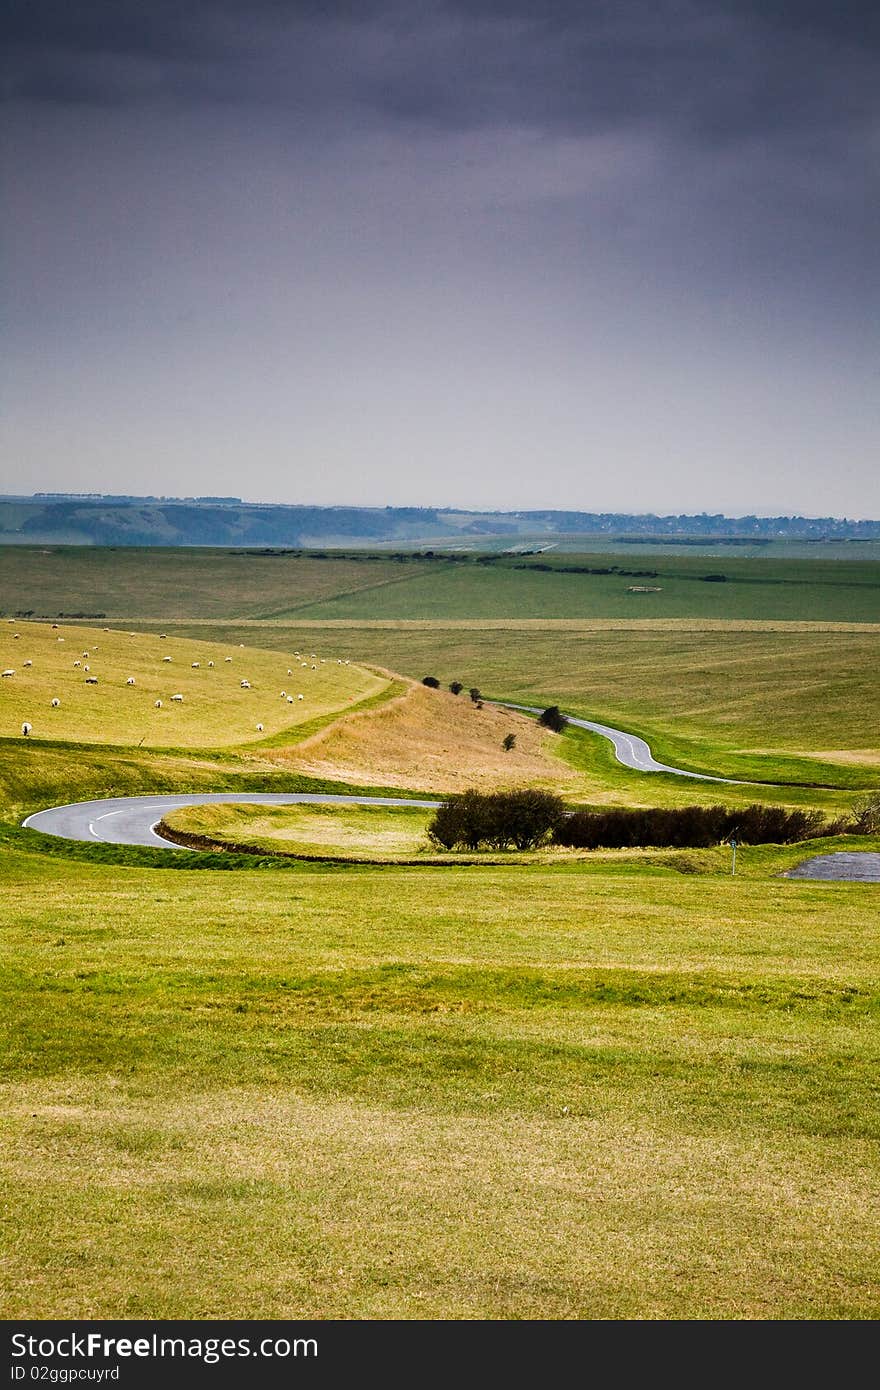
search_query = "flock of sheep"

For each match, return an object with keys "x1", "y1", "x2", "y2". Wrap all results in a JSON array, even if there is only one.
[{"x1": 3, "y1": 621, "x2": 353, "y2": 739}]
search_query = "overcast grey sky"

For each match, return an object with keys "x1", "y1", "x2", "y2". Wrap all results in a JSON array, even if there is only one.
[{"x1": 3, "y1": 1, "x2": 878, "y2": 515}]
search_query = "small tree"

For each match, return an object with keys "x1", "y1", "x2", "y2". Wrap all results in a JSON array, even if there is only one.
[
  {"x1": 502, "y1": 733, "x2": 516, "y2": 751},
  {"x1": 469, "y1": 687, "x2": 482, "y2": 703},
  {"x1": 851, "y1": 793, "x2": 880, "y2": 834},
  {"x1": 449, "y1": 680, "x2": 463, "y2": 695},
  {"x1": 538, "y1": 705, "x2": 568, "y2": 733},
  {"x1": 422, "y1": 675, "x2": 440, "y2": 688}
]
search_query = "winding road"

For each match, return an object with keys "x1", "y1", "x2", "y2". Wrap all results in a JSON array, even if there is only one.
[{"x1": 23, "y1": 709, "x2": 734, "y2": 849}]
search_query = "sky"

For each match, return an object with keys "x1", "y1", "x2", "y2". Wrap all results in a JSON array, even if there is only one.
[{"x1": 3, "y1": 1, "x2": 878, "y2": 516}]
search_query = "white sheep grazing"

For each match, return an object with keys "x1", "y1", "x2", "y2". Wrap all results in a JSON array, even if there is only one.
[
  {"x1": 280, "y1": 690, "x2": 287, "y2": 698},
  {"x1": 240, "y1": 679, "x2": 251, "y2": 689},
  {"x1": 73, "y1": 660, "x2": 81, "y2": 668},
  {"x1": 23, "y1": 659, "x2": 33, "y2": 667},
  {"x1": 207, "y1": 660, "x2": 214, "y2": 668},
  {"x1": 56, "y1": 637, "x2": 64, "y2": 642},
  {"x1": 256, "y1": 723, "x2": 264, "y2": 732},
  {"x1": 311, "y1": 664, "x2": 317, "y2": 670},
  {"x1": 83, "y1": 665, "x2": 90, "y2": 672},
  {"x1": 21, "y1": 722, "x2": 31, "y2": 736},
  {"x1": 301, "y1": 661, "x2": 308, "y2": 668},
  {"x1": 163, "y1": 656, "x2": 172, "y2": 662},
  {"x1": 171, "y1": 693, "x2": 183, "y2": 702},
  {"x1": 1, "y1": 669, "x2": 14, "y2": 677},
  {"x1": 297, "y1": 693, "x2": 304, "y2": 701},
  {"x1": 85, "y1": 676, "x2": 98, "y2": 684},
  {"x1": 13, "y1": 634, "x2": 20, "y2": 640},
  {"x1": 51, "y1": 698, "x2": 60, "y2": 708},
  {"x1": 159, "y1": 633, "x2": 167, "y2": 639},
  {"x1": 191, "y1": 662, "x2": 200, "y2": 669},
  {"x1": 82, "y1": 651, "x2": 89, "y2": 658},
  {"x1": 286, "y1": 696, "x2": 294, "y2": 704},
  {"x1": 287, "y1": 669, "x2": 293, "y2": 675},
  {"x1": 224, "y1": 656, "x2": 232, "y2": 662},
  {"x1": 155, "y1": 699, "x2": 163, "y2": 708},
  {"x1": 126, "y1": 677, "x2": 136, "y2": 686}
]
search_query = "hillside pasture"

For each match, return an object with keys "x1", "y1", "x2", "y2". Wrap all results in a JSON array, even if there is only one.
[{"x1": 0, "y1": 622, "x2": 387, "y2": 749}]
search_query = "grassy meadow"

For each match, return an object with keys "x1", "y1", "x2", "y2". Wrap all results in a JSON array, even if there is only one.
[
  {"x1": 0, "y1": 621, "x2": 387, "y2": 749},
  {"x1": 1, "y1": 545, "x2": 879, "y2": 1319}
]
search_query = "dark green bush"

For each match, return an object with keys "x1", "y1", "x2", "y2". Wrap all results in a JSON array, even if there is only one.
[
  {"x1": 428, "y1": 789, "x2": 566, "y2": 851},
  {"x1": 553, "y1": 803, "x2": 829, "y2": 850},
  {"x1": 538, "y1": 705, "x2": 568, "y2": 733},
  {"x1": 422, "y1": 675, "x2": 440, "y2": 688}
]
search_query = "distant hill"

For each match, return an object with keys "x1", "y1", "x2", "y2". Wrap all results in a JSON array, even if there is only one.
[{"x1": 1, "y1": 496, "x2": 878, "y2": 546}]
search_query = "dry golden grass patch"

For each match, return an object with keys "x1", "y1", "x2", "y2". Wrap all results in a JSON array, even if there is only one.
[
  {"x1": 276, "y1": 681, "x2": 579, "y2": 793},
  {"x1": 3, "y1": 1079, "x2": 878, "y2": 1319}
]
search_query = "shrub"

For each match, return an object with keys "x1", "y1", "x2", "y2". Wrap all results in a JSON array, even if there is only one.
[
  {"x1": 422, "y1": 675, "x2": 440, "y2": 688},
  {"x1": 553, "y1": 803, "x2": 828, "y2": 850},
  {"x1": 502, "y1": 733, "x2": 516, "y2": 751},
  {"x1": 449, "y1": 681, "x2": 463, "y2": 695},
  {"x1": 850, "y1": 793, "x2": 880, "y2": 834},
  {"x1": 469, "y1": 687, "x2": 482, "y2": 703},
  {"x1": 538, "y1": 705, "x2": 568, "y2": 733},
  {"x1": 428, "y1": 789, "x2": 565, "y2": 851}
]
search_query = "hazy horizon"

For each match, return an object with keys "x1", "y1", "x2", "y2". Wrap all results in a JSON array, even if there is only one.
[{"x1": 3, "y1": 3, "x2": 878, "y2": 515}]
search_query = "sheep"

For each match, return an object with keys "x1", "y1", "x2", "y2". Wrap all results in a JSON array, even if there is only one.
[
  {"x1": 83, "y1": 665, "x2": 90, "y2": 672},
  {"x1": 73, "y1": 660, "x2": 81, "y2": 668},
  {"x1": 162, "y1": 655, "x2": 172, "y2": 662},
  {"x1": 301, "y1": 661, "x2": 308, "y2": 668},
  {"x1": 82, "y1": 651, "x2": 89, "y2": 658},
  {"x1": 126, "y1": 677, "x2": 136, "y2": 686},
  {"x1": 51, "y1": 624, "x2": 58, "y2": 629},
  {"x1": 207, "y1": 660, "x2": 214, "y2": 668},
  {"x1": 56, "y1": 636, "x2": 64, "y2": 641},
  {"x1": 297, "y1": 693, "x2": 304, "y2": 701},
  {"x1": 23, "y1": 659, "x2": 33, "y2": 667},
  {"x1": 159, "y1": 633, "x2": 167, "y2": 639},
  {"x1": 256, "y1": 723, "x2": 264, "y2": 732},
  {"x1": 240, "y1": 679, "x2": 251, "y2": 689},
  {"x1": 155, "y1": 699, "x2": 163, "y2": 708},
  {"x1": 171, "y1": 693, "x2": 183, "y2": 702},
  {"x1": 280, "y1": 691, "x2": 287, "y2": 698},
  {"x1": 224, "y1": 657, "x2": 232, "y2": 662},
  {"x1": 2, "y1": 669, "x2": 15, "y2": 677},
  {"x1": 85, "y1": 676, "x2": 98, "y2": 685},
  {"x1": 191, "y1": 662, "x2": 200, "y2": 669},
  {"x1": 51, "y1": 698, "x2": 60, "y2": 708},
  {"x1": 21, "y1": 722, "x2": 31, "y2": 736},
  {"x1": 311, "y1": 664, "x2": 317, "y2": 670},
  {"x1": 287, "y1": 669, "x2": 293, "y2": 675},
  {"x1": 286, "y1": 696, "x2": 294, "y2": 704},
  {"x1": 13, "y1": 634, "x2": 20, "y2": 640}
]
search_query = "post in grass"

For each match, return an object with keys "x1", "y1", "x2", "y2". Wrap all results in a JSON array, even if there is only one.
[{"x1": 729, "y1": 837, "x2": 737, "y2": 876}]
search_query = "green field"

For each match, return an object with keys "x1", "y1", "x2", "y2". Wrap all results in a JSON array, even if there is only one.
[
  {"x1": 1, "y1": 547, "x2": 879, "y2": 1319},
  {"x1": 3, "y1": 545, "x2": 880, "y2": 623}
]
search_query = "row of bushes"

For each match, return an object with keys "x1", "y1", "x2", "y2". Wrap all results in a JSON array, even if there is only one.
[
  {"x1": 553, "y1": 803, "x2": 833, "y2": 849},
  {"x1": 426, "y1": 791, "x2": 877, "y2": 853}
]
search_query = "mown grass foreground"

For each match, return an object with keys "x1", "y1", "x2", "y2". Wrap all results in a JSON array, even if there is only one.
[{"x1": 2, "y1": 837, "x2": 879, "y2": 1319}]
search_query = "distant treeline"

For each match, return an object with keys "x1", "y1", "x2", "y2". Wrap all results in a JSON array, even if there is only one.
[{"x1": 1, "y1": 497, "x2": 878, "y2": 547}]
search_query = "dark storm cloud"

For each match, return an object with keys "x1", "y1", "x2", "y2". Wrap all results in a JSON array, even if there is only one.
[{"x1": 4, "y1": 0, "x2": 878, "y2": 145}]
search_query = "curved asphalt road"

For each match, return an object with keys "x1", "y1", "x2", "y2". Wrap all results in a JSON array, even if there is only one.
[
  {"x1": 498, "y1": 704, "x2": 736, "y2": 783},
  {"x1": 24, "y1": 792, "x2": 442, "y2": 849},
  {"x1": 23, "y1": 709, "x2": 735, "y2": 850}
]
